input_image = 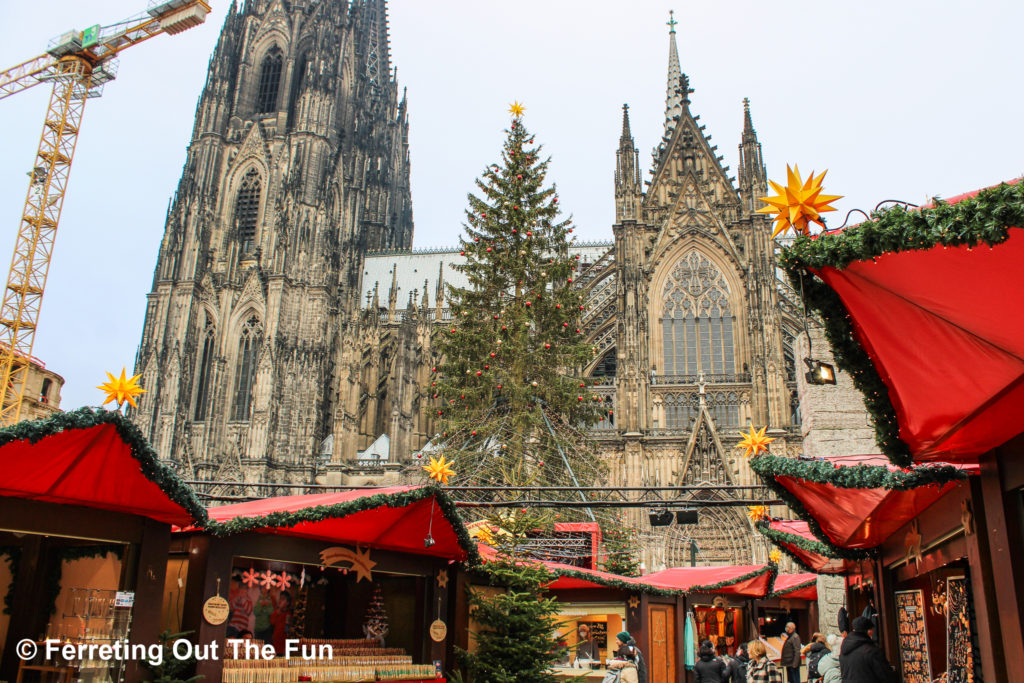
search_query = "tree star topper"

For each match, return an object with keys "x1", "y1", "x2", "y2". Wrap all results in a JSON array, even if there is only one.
[
  {"x1": 97, "y1": 367, "x2": 146, "y2": 408},
  {"x1": 508, "y1": 101, "x2": 525, "y2": 118},
  {"x1": 423, "y1": 454, "x2": 455, "y2": 485},
  {"x1": 737, "y1": 425, "x2": 775, "y2": 458},
  {"x1": 757, "y1": 164, "x2": 842, "y2": 238}
]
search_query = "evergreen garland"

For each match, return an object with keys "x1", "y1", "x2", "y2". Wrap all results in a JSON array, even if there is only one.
[
  {"x1": 749, "y1": 455, "x2": 965, "y2": 554},
  {"x1": 684, "y1": 563, "x2": 778, "y2": 598},
  {"x1": 205, "y1": 485, "x2": 482, "y2": 565},
  {"x1": 752, "y1": 519, "x2": 868, "y2": 571},
  {"x1": 780, "y1": 180, "x2": 1024, "y2": 465},
  {"x1": 0, "y1": 545, "x2": 20, "y2": 615},
  {"x1": 0, "y1": 407, "x2": 208, "y2": 523},
  {"x1": 768, "y1": 576, "x2": 818, "y2": 600},
  {"x1": 548, "y1": 567, "x2": 680, "y2": 598}
]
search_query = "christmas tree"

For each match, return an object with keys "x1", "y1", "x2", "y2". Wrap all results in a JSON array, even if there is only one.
[
  {"x1": 461, "y1": 511, "x2": 562, "y2": 683},
  {"x1": 599, "y1": 515, "x2": 642, "y2": 577},
  {"x1": 362, "y1": 584, "x2": 389, "y2": 645},
  {"x1": 431, "y1": 103, "x2": 607, "y2": 503}
]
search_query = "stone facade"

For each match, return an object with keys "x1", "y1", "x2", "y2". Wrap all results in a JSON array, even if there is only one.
[{"x1": 131, "y1": 0, "x2": 412, "y2": 491}]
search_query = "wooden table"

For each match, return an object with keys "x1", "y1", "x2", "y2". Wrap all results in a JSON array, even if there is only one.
[{"x1": 552, "y1": 666, "x2": 607, "y2": 679}]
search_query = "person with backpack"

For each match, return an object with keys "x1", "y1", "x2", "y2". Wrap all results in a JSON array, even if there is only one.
[
  {"x1": 727, "y1": 642, "x2": 750, "y2": 683},
  {"x1": 801, "y1": 633, "x2": 830, "y2": 682},
  {"x1": 694, "y1": 640, "x2": 729, "y2": 682},
  {"x1": 607, "y1": 631, "x2": 647, "y2": 683}
]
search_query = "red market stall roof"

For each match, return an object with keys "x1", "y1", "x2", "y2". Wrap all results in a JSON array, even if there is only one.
[
  {"x1": 0, "y1": 408, "x2": 207, "y2": 527},
  {"x1": 203, "y1": 486, "x2": 478, "y2": 562},
  {"x1": 750, "y1": 454, "x2": 975, "y2": 551},
  {"x1": 769, "y1": 574, "x2": 818, "y2": 601},
  {"x1": 781, "y1": 179, "x2": 1024, "y2": 465},
  {"x1": 642, "y1": 564, "x2": 776, "y2": 598},
  {"x1": 755, "y1": 520, "x2": 859, "y2": 575}
]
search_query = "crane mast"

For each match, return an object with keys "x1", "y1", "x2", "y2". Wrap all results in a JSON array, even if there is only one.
[{"x1": 0, "y1": 0, "x2": 211, "y2": 425}]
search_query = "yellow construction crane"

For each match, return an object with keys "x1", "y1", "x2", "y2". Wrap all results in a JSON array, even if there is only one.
[{"x1": 0, "y1": 0, "x2": 211, "y2": 424}]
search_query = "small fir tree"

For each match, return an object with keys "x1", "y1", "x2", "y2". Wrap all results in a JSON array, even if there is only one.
[
  {"x1": 600, "y1": 516, "x2": 642, "y2": 577},
  {"x1": 461, "y1": 511, "x2": 562, "y2": 683},
  {"x1": 430, "y1": 106, "x2": 607, "y2": 502}
]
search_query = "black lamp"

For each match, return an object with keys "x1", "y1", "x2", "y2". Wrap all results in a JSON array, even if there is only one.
[
  {"x1": 648, "y1": 510, "x2": 674, "y2": 527},
  {"x1": 676, "y1": 510, "x2": 699, "y2": 525},
  {"x1": 804, "y1": 357, "x2": 837, "y2": 385}
]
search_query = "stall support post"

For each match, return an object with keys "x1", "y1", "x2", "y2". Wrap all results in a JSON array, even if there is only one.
[
  {"x1": 629, "y1": 593, "x2": 647, "y2": 661},
  {"x1": 873, "y1": 562, "x2": 899, "y2": 673},
  {"x1": 187, "y1": 535, "x2": 233, "y2": 683},
  {"x1": 807, "y1": 599, "x2": 819, "y2": 635},
  {"x1": 979, "y1": 447, "x2": 1024, "y2": 677},
  {"x1": 963, "y1": 475, "x2": 1006, "y2": 681},
  {"x1": 124, "y1": 519, "x2": 171, "y2": 683},
  {"x1": 449, "y1": 566, "x2": 469, "y2": 675},
  {"x1": 674, "y1": 595, "x2": 686, "y2": 683}
]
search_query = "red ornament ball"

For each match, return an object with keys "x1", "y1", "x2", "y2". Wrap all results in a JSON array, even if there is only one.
[
  {"x1": 577, "y1": 396, "x2": 584, "y2": 401},
  {"x1": 525, "y1": 301, "x2": 531, "y2": 307},
  {"x1": 563, "y1": 322, "x2": 569, "y2": 327},
  {"x1": 490, "y1": 352, "x2": 496, "y2": 357},
  {"x1": 501, "y1": 325, "x2": 507, "y2": 330},
  {"x1": 484, "y1": 365, "x2": 490, "y2": 370},
  {"x1": 516, "y1": 174, "x2": 522, "y2": 179},
  {"x1": 544, "y1": 343, "x2": 551, "y2": 349},
  {"x1": 432, "y1": 367, "x2": 438, "y2": 372},
  {"x1": 556, "y1": 304, "x2": 562, "y2": 309},
  {"x1": 476, "y1": 371, "x2": 482, "y2": 376},
  {"x1": 526, "y1": 231, "x2": 533, "y2": 237},
  {"x1": 497, "y1": 384, "x2": 503, "y2": 389},
  {"x1": 472, "y1": 430, "x2": 477, "y2": 436},
  {"x1": 460, "y1": 251, "x2": 465, "y2": 256},
  {"x1": 486, "y1": 247, "x2": 492, "y2": 252}
]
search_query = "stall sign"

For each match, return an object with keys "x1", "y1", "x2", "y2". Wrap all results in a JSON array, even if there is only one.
[
  {"x1": 114, "y1": 591, "x2": 135, "y2": 608},
  {"x1": 430, "y1": 619, "x2": 447, "y2": 642},
  {"x1": 203, "y1": 595, "x2": 230, "y2": 625}
]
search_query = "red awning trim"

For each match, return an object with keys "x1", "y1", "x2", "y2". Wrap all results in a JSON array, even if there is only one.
[
  {"x1": 755, "y1": 520, "x2": 859, "y2": 575},
  {"x1": 642, "y1": 564, "x2": 778, "y2": 598},
  {"x1": 781, "y1": 179, "x2": 1024, "y2": 465},
  {"x1": 751, "y1": 454, "x2": 974, "y2": 551},
  {"x1": 203, "y1": 486, "x2": 479, "y2": 563},
  {"x1": 0, "y1": 407, "x2": 207, "y2": 526},
  {"x1": 769, "y1": 573, "x2": 818, "y2": 600}
]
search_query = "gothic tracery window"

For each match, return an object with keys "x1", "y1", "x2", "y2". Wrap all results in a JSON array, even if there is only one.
[
  {"x1": 231, "y1": 316, "x2": 262, "y2": 421},
  {"x1": 193, "y1": 319, "x2": 216, "y2": 420},
  {"x1": 660, "y1": 251, "x2": 736, "y2": 378},
  {"x1": 235, "y1": 169, "x2": 261, "y2": 254},
  {"x1": 255, "y1": 46, "x2": 283, "y2": 114}
]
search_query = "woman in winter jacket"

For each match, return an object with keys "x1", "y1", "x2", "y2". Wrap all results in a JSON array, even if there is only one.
[
  {"x1": 802, "y1": 634, "x2": 830, "y2": 681},
  {"x1": 694, "y1": 641, "x2": 728, "y2": 683},
  {"x1": 745, "y1": 640, "x2": 783, "y2": 683}
]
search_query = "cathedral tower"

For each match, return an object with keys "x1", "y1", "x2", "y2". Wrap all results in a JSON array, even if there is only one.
[{"x1": 132, "y1": 0, "x2": 413, "y2": 485}]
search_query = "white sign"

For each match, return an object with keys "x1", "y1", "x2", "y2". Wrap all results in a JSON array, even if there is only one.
[{"x1": 114, "y1": 591, "x2": 135, "y2": 608}]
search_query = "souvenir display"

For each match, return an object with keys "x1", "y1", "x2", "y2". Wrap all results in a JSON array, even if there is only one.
[
  {"x1": 945, "y1": 577, "x2": 975, "y2": 683},
  {"x1": 894, "y1": 590, "x2": 931, "y2": 683}
]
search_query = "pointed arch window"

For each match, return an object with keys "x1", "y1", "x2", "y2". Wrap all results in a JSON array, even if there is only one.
[
  {"x1": 193, "y1": 320, "x2": 216, "y2": 420},
  {"x1": 235, "y1": 169, "x2": 261, "y2": 254},
  {"x1": 660, "y1": 251, "x2": 736, "y2": 379},
  {"x1": 231, "y1": 316, "x2": 262, "y2": 421},
  {"x1": 255, "y1": 46, "x2": 283, "y2": 114}
]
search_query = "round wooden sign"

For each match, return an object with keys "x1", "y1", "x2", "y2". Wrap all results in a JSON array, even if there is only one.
[
  {"x1": 429, "y1": 619, "x2": 447, "y2": 642},
  {"x1": 203, "y1": 595, "x2": 230, "y2": 626}
]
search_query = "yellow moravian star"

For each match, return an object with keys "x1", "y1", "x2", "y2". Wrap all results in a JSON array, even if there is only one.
[
  {"x1": 737, "y1": 425, "x2": 775, "y2": 458},
  {"x1": 508, "y1": 101, "x2": 525, "y2": 118},
  {"x1": 97, "y1": 368, "x2": 146, "y2": 408},
  {"x1": 423, "y1": 454, "x2": 455, "y2": 485},
  {"x1": 769, "y1": 548, "x2": 783, "y2": 564},
  {"x1": 747, "y1": 505, "x2": 770, "y2": 523},
  {"x1": 757, "y1": 164, "x2": 842, "y2": 238}
]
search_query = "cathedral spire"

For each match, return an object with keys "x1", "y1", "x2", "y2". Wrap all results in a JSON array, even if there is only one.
[
  {"x1": 738, "y1": 97, "x2": 767, "y2": 213},
  {"x1": 615, "y1": 104, "x2": 642, "y2": 222},
  {"x1": 663, "y1": 10, "x2": 686, "y2": 142},
  {"x1": 359, "y1": 0, "x2": 392, "y2": 97}
]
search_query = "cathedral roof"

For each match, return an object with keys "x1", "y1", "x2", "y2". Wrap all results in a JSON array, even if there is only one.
[{"x1": 360, "y1": 241, "x2": 613, "y2": 309}]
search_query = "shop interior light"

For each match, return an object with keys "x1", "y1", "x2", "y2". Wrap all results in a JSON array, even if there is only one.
[{"x1": 804, "y1": 357, "x2": 837, "y2": 385}]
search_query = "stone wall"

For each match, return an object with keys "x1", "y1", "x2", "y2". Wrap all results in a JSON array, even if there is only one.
[{"x1": 795, "y1": 326, "x2": 875, "y2": 634}]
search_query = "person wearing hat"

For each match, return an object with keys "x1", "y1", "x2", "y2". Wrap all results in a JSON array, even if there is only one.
[
  {"x1": 606, "y1": 631, "x2": 646, "y2": 683},
  {"x1": 838, "y1": 616, "x2": 896, "y2": 682}
]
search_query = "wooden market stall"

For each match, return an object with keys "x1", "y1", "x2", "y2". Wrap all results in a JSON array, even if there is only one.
[
  {"x1": 777, "y1": 178, "x2": 1024, "y2": 682},
  {"x1": 0, "y1": 408, "x2": 208, "y2": 683},
  {"x1": 172, "y1": 486, "x2": 478, "y2": 683}
]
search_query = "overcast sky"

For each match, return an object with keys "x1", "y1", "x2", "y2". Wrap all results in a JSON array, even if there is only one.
[{"x1": 1, "y1": 0, "x2": 1022, "y2": 410}]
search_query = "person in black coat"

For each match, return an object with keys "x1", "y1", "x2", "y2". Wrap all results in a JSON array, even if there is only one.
[
  {"x1": 727, "y1": 642, "x2": 750, "y2": 683},
  {"x1": 839, "y1": 617, "x2": 897, "y2": 683},
  {"x1": 694, "y1": 640, "x2": 728, "y2": 683}
]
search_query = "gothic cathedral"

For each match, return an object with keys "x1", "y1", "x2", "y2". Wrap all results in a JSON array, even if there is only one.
[
  {"x1": 134, "y1": 4, "x2": 810, "y2": 566},
  {"x1": 132, "y1": 0, "x2": 413, "y2": 484}
]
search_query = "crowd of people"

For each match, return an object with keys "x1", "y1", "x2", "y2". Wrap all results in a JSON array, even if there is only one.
[{"x1": 689, "y1": 616, "x2": 896, "y2": 683}]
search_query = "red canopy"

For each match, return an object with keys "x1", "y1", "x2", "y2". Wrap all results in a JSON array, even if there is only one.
[
  {"x1": 753, "y1": 454, "x2": 975, "y2": 550},
  {"x1": 0, "y1": 409, "x2": 206, "y2": 527},
  {"x1": 205, "y1": 486, "x2": 475, "y2": 561},
  {"x1": 757, "y1": 520, "x2": 857, "y2": 575},
  {"x1": 787, "y1": 178, "x2": 1024, "y2": 463},
  {"x1": 643, "y1": 565, "x2": 775, "y2": 598},
  {"x1": 770, "y1": 573, "x2": 818, "y2": 601}
]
